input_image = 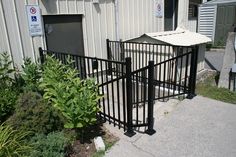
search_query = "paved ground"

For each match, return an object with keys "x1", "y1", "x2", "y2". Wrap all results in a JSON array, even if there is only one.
[
  {"x1": 105, "y1": 96, "x2": 236, "y2": 157},
  {"x1": 205, "y1": 49, "x2": 225, "y2": 71}
]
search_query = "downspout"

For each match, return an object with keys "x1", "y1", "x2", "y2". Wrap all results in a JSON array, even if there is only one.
[{"x1": 114, "y1": 0, "x2": 120, "y2": 41}]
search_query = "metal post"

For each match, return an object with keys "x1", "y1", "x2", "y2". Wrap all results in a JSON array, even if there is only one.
[
  {"x1": 146, "y1": 61, "x2": 156, "y2": 135},
  {"x1": 38, "y1": 47, "x2": 44, "y2": 64},
  {"x1": 187, "y1": 46, "x2": 198, "y2": 99},
  {"x1": 124, "y1": 57, "x2": 136, "y2": 137},
  {"x1": 106, "y1": 39, "x2": 112, "y2": 75},
  {"x1": 229, "y1": 70, "x2": 232, "y2": 90},
  {"x1": 119, "y1": 39, "x2": 125, "y2": 61}
]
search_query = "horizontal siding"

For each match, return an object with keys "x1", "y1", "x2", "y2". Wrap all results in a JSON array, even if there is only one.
[{"x1": 198, "y1": 5, "x2": 217, "y2": 41}]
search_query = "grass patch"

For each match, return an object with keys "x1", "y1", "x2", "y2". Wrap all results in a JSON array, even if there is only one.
[{"x1": 196, "y1": 74, "x2": 236, "y2": 104}]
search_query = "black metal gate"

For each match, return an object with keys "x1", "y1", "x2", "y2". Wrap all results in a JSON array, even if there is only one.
[{"x1": 107, "y1": 39, "x2": 198, "y2": 101}]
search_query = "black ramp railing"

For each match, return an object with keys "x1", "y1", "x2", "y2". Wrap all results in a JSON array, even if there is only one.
[{"x1": 39, "y1": 41, "x2": 198, "y2": 136}]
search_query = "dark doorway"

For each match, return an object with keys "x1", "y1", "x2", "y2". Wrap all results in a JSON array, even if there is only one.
[
  {"x1": 44, "y1": 15, "x2": 84, "y2": 56},
  {"x1": 164, "y1": 0, "x2": 178, "y2": 31}
]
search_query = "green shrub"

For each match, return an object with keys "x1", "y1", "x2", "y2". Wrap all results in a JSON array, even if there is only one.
[
  {"x1": 6, "y1": 92, "x2": 64, "y2": 134},
  {"x1": 0, "y1": 52, "x2": 18, "y2": 122},
  {"x1": 0, "y1": 87, "x2": 18, "y2": 122},
  {"x1": 0, "y1": 52, "x2": 15, "y2": 86},
  {"x1": 21, "y1": 58, "x2": 41, "y2": 92},
  {"x1": 29, "y1": 132, "x2": 70, "y2": 157},
  {"x1": 40, "y1": 56, "x2": 101, "y2": 130},
  {"x1": 0, "y1": 123, "x2": 31, "y2": 157}
]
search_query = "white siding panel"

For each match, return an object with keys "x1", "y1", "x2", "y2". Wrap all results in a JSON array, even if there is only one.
[
  {"x1": 0, "y1": 1, "x2": 10, "y2": 54},
  {"x1": 59, "y1": 0, "x2": 67, "y2": 14},
  {"x1": 2, "y1": 0, "x2": 24, "y2": 67},
  {"x1": 76, "y1": 0, "x2": 84, "y2": 14},
  {"x1": 119, "y1": 0, "x2": 164, "y2": 40},
  {"x1": 92, "y1": 2, "x2": 102, "y2": 57},
  {"x1": 68, "y1": 0, "x2": 76, "y2": 14},
  {"x1": 188, "y1": 18, "x2": 198, "y2": 32},
  {"x1": 198, "y1": 5, "x2": 217, "y2": 41}
]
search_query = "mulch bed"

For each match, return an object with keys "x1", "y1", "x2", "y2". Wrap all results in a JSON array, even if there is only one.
[{"x1": 68, "y1": 123, "x2": 118, "y2": 157}]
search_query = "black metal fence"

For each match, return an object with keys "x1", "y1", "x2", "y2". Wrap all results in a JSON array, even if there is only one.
[
  {"x1": 39, "y1": 48, "x2": 155, "y2": 136},
  {"x1": 39, "y1": 39, "x2": 198, "y2": 136}
]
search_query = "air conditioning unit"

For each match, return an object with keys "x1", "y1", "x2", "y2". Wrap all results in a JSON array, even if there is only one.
[{"x1": 93, "y1": 0, "x2": 99, "y2": 4}]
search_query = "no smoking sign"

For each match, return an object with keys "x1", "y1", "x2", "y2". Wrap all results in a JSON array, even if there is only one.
[{"x1": 30, "y1": 7, "x2": 37, "y2": 14}]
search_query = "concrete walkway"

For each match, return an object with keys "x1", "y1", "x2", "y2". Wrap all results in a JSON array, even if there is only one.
[{"x1": 105, "y1": 96, "x2": 236, "y2": 157}]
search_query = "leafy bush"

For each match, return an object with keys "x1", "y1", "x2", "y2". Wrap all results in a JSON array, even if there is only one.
[
  {"x1": 0, "y1": 87, "x2": 18, "y2": 122},
  {"x1": 0, "y1": 52, "x2": 17, "y2": 122},
  {"x1": 6, "y1": 92, "x2": 64, "y2": 134},
  {"x1": 29, "y1": 132, "x2": 70, "y2": 157},
  {"x1": 0, "y1": 123, "x2": 31, "y2": 157},
  {"x1": 0, "y1": 52, "x2": 15, "y2": 86},
  {"x1": 21, "y1": 58, "x2": 41, "y2": 92},
  {"x1": 40, "y1": 56, "x2": 101, "y2": 130}
]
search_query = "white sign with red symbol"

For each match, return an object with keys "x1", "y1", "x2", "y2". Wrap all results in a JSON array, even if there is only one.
[
  {"x1": 155, "y1": 0, "x2": 163, "y2": 18},
  {"x1": 26, "y1": 5, "x2": 43, "y2": 36}
]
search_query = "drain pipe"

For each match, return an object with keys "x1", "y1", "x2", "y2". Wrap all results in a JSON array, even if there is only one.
[{"x1": 114, "y1": 0, "x2": 120, "y2": 41}]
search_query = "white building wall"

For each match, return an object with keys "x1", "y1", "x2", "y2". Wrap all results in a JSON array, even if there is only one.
[
  {"x1": 188, "y1": 18, "x2": 198, "y2": 32},
  {"x1": 178, "y1": 0, "x2": 189, "y2": 29},
  {"x1": 0, "y1": 0, "x2": 165, "y2": 67}
]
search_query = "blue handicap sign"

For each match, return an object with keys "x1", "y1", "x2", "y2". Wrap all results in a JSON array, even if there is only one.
[{"x1": 31, "y1": 16, "x2": 37, "y2": 22}]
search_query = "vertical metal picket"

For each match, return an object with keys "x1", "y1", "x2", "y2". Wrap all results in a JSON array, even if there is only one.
[{"x1": 106, "y1": 39, "x2": 112, "y2": 75}]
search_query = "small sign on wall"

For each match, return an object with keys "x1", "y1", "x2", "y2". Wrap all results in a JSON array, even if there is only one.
[
  {"x1": 26, "y1": 5, "x2": 43, "y2": 36},
  {"x1": 155, "y1": 0, "x2": 163, "y2": 18}
]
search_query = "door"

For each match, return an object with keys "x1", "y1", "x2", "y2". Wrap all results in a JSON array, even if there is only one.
[
  {"x1": 215, "y1": 5, "x2": 236, "y2": 45},
  {"x1": 44, "y1": 15, "x2": 84, "y2": 56},
  {"x1": 164, "y1": 0, "x2": 178, "y2": 31}
]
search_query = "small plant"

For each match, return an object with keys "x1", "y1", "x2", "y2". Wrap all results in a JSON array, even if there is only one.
[
  {"x1": 0, "y1": 52, "x2": 15, "y2": 86},
  {"x1": 0, "y1": 52, "x2": 18, "y2": 122},
  {"x1": 6, "y1": 92, "x2": 64, "y2": 134},
  {"x1": 40, "y1": 56, "x2": 101, "y2": 136},
  {"x1": 29, "y1": 132, "x2": 70, "y2": 157},
  {"x1": 21, "y1": 58, "x2": 41, "y2": 92},
  {"x1": 0, "y1": 123, "x2": 31, "y2": 157},
  {"x1": 0, "y1": 87, "x2": 18, "y2": 122}
]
